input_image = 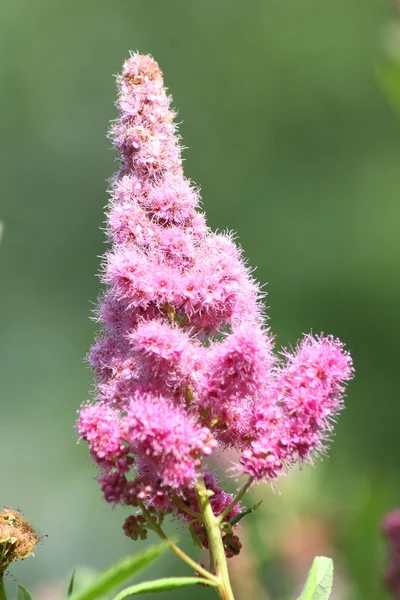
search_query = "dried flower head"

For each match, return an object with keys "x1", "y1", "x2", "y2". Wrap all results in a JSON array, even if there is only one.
[{"x1": 0, "y1": 509, "x2": 39, "y2": 574}]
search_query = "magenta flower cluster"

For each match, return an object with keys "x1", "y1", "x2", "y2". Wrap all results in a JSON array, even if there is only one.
[
  {"x1": 77, "y1": 54, "x2": 353, "y2": 553},
  {"x1": 383, "y1": 510, "x2": 400, "y2": 597}
]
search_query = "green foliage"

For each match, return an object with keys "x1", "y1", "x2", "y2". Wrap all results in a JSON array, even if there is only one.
[
  {"x1": 229, "y1": 500, "x2": 263, "y2": 527},
  {"x1": 297, "y1": 557, "x2": 334, "y2": 600},
  {"x1": 68, "y1": 568, "x2": 99, "y2": 598},
  {"x1": 188, "y1": 524, "x2": 203, "y2": 549},
  {"x1": 68, "y1": 572, "x2": 75, "y2": 597},
  {"x1": 68, "y1": 543, "x2": 169, "y2": 600},
  {"x1": 17, "y1": 585, "x2": 33, "y2": 600},
  {"x1": 112, "y1": 577, "x2": 216, "y2": 599}
]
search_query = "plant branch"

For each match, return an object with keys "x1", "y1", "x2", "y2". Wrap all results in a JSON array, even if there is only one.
[
  {"x1": 139, "y1": 504, "x2": 220, "y2": 586},
  {"x1": 196, "y1": 477, "x2": 235, "y2": 600},
  {"x1": 217, "y1": 477, "x2": 254, "y2": 524},
  {"x1": 172, "y1": 496, "x2": 202, "y2": 520}
]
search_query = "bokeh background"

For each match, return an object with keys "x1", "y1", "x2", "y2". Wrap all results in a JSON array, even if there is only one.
[{"x1": 1, "y1": 0, "x2": 400, "y2": 598}]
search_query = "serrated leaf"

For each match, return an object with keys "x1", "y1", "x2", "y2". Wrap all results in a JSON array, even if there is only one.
[
  {"x1": 297, "y1": 556, "x2": 333, "y2": 600},
  {"x1": 68, "y1": 568, "x2": 99, "y2": 597},
  {"x1": 17, "y1": 585, "x2": 33, "y2": 600},
  {"x1": 69, "y1": 542, "x2": 170, "y2": 600},
  {"x1": 112, "y1": 577, "x2": 216, "y2": 599},
  {"x1": 229, "y1": 500, "x2": 263, "y2": 526}
]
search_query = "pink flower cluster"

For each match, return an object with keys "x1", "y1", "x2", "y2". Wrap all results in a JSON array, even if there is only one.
[
  {"x1": 240, "y1": 335, "x2": 353, "y2": 480},
  {"x1": 77, "y1": 53, "x2": 353, "y2": 554},
  {"x1": 383, "y1": 510, "x2": 400, "y2": 597}
]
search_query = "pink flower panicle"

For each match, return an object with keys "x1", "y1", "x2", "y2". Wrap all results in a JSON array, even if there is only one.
[{"x1": 78, "y1": 53, "x2": 354, "y2": 557}]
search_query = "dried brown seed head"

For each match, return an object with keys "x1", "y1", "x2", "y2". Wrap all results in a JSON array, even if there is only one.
[{"x1": 0, "y1": 509, "x2": 40, "y2": 574}]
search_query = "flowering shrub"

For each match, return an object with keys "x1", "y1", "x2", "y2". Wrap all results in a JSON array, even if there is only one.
[{"x1": 74, "y1": 53, "x2": 353, "y2": 599}]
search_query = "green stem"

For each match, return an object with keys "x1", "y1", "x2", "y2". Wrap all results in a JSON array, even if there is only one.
[
  {"x1": 195, "y1": 478, "x2": 235, "y2": 600},
  {"x1": 172, "y1": 496, "x2": 202, "y2": 520},
  {"x1": 217, "y1": 477, "x2": 254, "y2": 524},
  {"x1": 0, "y1": 574, "x2": 7, "y2": 600},
  {"x1": 139, "y1": 505, "x2": 220, "y2": 587}
]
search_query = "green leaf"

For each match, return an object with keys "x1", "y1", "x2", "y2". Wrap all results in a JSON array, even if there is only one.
[
  {"x1": 188, "y1": 524, "x2": 203, "y2": 549},
  {"x1": 112, "y1": 577, "x2": 216, "y2": 599},
  {"x1": 17, "y1": 585, "x2": 33, "y2": 600},
  {"x1": 297, "y1": 556, "x2": 333, "y2": 600},
  {"x1": 229, "y1": 500, "x2": 263, "y2": 526},
  {"x1": 69, "y1": 542, "x2": 170, "y2": 600},
  {"x1": 68, "y1": 568, "x2": 99, "y2": 597},
  {"x1": 68, "y1": 572, "x2": 75, "y2": 597}
]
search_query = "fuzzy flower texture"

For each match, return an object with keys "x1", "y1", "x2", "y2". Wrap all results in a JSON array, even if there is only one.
[{"x1": 77, "y1": 54, "x2": 354, "y2": 556}]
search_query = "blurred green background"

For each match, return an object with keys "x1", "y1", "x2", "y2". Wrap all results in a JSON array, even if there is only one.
[{"x1": 1, "y1": 0, "x2": 400, "y2": 598}]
